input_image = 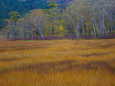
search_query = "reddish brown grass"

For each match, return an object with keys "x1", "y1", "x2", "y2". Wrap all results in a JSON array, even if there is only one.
[{"x1": 0, "y1": 39, "x2": 115, "y2": 86}]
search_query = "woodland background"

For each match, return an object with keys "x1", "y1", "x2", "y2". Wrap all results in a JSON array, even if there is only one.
[{"x1": 0, "y1": 0, "x2": 115, "y2": 39}]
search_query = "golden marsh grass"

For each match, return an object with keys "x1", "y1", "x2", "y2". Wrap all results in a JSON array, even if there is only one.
[{"x1": 0, "y1": 39, "x2": 115, "y2": 86}]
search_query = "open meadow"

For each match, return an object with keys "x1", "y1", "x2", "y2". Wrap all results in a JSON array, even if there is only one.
[{"x1": 0, "y1": 39, "x2": 115, "y2": 86}]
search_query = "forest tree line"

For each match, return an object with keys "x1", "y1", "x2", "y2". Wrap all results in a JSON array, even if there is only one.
[
  {"x1": 0, "y1": 0, "x2": 70, "y2": 29},
  {"x1": 0, "y1": 0, "x2": 115, "y2": 39}
]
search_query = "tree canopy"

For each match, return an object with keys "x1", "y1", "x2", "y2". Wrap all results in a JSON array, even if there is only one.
[{"x1": 0, "y1": 0, "x2": 115, "y2": 39}]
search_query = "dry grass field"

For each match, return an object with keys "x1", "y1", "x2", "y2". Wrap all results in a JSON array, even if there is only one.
[{"x1": 0, "y1": 39, "x2": 115, "y2": 86}]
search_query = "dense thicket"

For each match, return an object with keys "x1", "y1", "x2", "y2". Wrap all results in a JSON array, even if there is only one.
[{"x1": 0, "y1": 0, "x2": 115, "y2": 39}]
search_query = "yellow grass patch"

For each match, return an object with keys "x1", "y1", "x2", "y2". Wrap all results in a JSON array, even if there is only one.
[{"x1": 0, "y1": 39, "x2": 115, "y2": 86}]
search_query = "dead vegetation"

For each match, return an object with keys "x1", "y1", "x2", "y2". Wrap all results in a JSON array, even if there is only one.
[{"x1": 0, "y1": 39, "x2": 115, "y2": 86}]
